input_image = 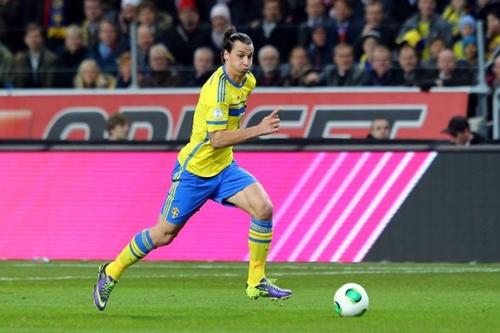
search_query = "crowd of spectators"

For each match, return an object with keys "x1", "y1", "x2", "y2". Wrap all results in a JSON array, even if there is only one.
[{"x1": 0, "y1": 0, "x2": 500, "y2": 93}]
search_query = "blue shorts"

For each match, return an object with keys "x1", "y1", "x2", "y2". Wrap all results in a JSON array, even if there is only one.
[{"x1": 160, "y1": 160, "x2": 257, "y2": 224}]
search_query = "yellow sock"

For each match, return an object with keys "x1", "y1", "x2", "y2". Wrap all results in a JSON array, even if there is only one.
[
  {"x1": 105, "y1": 229, "x2": 154, "y2": 280},
  {"x1": 247, "y1": 219, "x2": 273, "y2": 287}
]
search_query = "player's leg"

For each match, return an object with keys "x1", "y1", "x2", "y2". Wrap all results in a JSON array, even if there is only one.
[
  {"x1": 225, "y1": 182, "x2": 292, "y2": 300},
  {"x1": 94, "y1": 163, "x2": 211, "y2": 311},
  {"x1": 225, "y1": 182, "x2": 273, "y2": 282},
  {"x1": 93, "y1": 216, "x2": 184, "y2": 311},
  {"x1": 104, "y1": 214, "x2": 184, "y2": 281}
]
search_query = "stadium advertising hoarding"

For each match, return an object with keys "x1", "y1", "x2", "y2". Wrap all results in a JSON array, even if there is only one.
[
  {"x1": 0, "y1": 89, "x2": 467, "y2": 140},
  {"x1": 0, "y1": 151, "x2": 435, "y2": 262}
]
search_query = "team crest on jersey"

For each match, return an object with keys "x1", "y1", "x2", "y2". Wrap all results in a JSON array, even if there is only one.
[
  {"x1": 213, "y1": 108, "x2": 223, "y2": 119},
  {"x1": 171, "y1": 207, "x2": 180, "y2": 218}
]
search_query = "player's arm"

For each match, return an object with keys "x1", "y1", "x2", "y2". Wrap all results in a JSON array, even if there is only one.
[{"x1": 209, "y1": 109, "x2": 280, "y2": 148}]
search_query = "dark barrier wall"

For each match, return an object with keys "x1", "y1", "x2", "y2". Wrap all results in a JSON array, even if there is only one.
[{"x1": 366, "y1": 152, "x2": 500, "y2": 262}]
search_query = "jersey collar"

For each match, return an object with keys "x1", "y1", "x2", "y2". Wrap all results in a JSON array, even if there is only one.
[{"x1": 222, "y1": 65, "x2": 247, "y2": 88}]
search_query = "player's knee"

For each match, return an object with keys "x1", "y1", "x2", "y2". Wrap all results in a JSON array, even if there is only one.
[
  {"x1": 155, "y1": 232, "x2": 178, "y2": 247},
  {"x1": 253, "y1": 201, "x2": 273, "y2": 220},
  {"x1": 150, "y1": 218, "x2": 182, "y2": 247}
]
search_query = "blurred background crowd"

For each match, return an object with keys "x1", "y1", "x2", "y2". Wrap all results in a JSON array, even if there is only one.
[{"x1": 0, "y1": 0, "x2": 499, "y2": 94}]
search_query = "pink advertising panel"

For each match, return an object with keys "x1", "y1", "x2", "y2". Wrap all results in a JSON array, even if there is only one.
[{"x1": 0, "y1": 151, "x2": 435, "y2": 262}]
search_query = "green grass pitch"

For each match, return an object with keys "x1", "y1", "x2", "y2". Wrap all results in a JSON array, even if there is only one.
[{"x1": 1, "y1": 261, "x2": 500, "y2": 333}]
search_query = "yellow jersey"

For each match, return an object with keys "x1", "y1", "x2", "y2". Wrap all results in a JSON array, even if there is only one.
[{"x1": 177, "y1": 66, "x2": 256, "y2": 177}]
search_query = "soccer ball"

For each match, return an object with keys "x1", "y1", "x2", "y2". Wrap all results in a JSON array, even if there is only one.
[{"x1": 333, "y1": 283, "x2": 369, "y2": 317}]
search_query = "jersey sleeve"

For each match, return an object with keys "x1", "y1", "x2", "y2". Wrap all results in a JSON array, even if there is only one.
[{"x1": 206, "y1": 78, "x2": 230, "y2": 132}]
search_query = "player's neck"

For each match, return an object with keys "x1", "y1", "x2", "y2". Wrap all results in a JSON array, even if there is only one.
[{"x1": 223, "y1": 65, "x2": 245, "y2": 85}]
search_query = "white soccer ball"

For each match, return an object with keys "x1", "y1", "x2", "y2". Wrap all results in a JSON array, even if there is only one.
[{"x1": 334, "y1": 283, "x2": 369, "y2": 317}]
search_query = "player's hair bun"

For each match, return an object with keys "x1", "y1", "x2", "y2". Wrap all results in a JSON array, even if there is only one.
[{"x1": 223, "y1": 26, "x2": 237, "y2": 43}]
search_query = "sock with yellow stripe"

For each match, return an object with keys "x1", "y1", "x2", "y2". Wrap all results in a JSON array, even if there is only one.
[
  {"x1": 247, "y1": 218, "x2": 273, "y2": 287},
  {"x1": 105, "y1": 229, "x2": 155, "y2": 280}
]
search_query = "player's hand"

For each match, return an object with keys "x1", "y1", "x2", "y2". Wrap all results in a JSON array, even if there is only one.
[{"x1": 258, "y1": 109, "x2": 280, "y2": 135}]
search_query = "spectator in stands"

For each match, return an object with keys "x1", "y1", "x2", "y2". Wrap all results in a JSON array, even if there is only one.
[
  {"x1": 367, "y1": 118, "x2": 391, "y2": 140},
  {"x1": 163, "y1": 0, "x2": 210, "y2": 66},
  {"x1": 397, "y1": 45, "x2": 425, "y2": 87},
  {"x1": 317, "y1": 43, "x2": 364, "y2": 86},
  {"x1": 107, "y1": 113, "x2": 130, "y2": 141},
  {"x1": 0, "y1": 0, "x2": 25, "y2": 53},
  {"x1": 0, "y1": 41, "x2": 13, "y2": 88},
  {"x1": 442, "y1": 0, "x2": 468, "y2": 39},
  {"x1": 208, "y1": 3, "x2": 232, "y2": 58},
  {"x1": 136, "y1": 25, "x2": 155, "y2": 74},
  {"x1": 81, "y1": 0, "x2": 105, "y2": 49},
  {"x1": 249, "y1": 0, "x2": 296, "y2": 63},
  {"x1": 487, "y1": 54, "x2": 500, "y2": 89},
  {"x1": 282, "y1": 46, "x2": 318, "y2": 86},
  {"x1": 358, "y1": 0, "x2": 396, "y2": 49},
  {"x1": 74, "y1": 59, "x2": 116, "y2": 89},
  {"x1": 255, "y1": 45, "x2": 284, "y2": 87},
  {"x1": 362, "y1": 45, "x2": 402, "y2": 86},
  {"x1": 461, "y1": 36, "x2": 478, "y2": 68},
  {"x1": 422, "y1": 36, "x2": 446, "y2": 69},
  {"x1": 357, "y1": 30, "x2": 381, "y2": 72},
  {"x1": 442, "y1": 115, "x2": 486, "y2": 145},
  {"x1": 386, "y1": 0, "x2": 417, "y2": 25},
  {"x1": 118, "y1": 0, "x2": 140, "y2": 37},
  {"x1": 307, "y1": 24, "x2": 333, "y2": 71},
  {"x1": 477, "y1": 0, "x2": 500, "y2": 21},
  {"x1": 88, "y1": 19, "x2": 128, "y2": 75},
  {"x1": 137, "y1": 1, "x2": 172, "y2": 40},
  {"x1": 297, "y1": 0, "x2": 332, "y2": 47},
  {"x1": 420, "y1": 49, "x2": 473, "y2": 89},
  {"x1": 55, "y1": 25, "x2": 88, "y2": 88},
  {"x1": 329, "y1": 0, "x2": 362, "y2": 46},
  {"x1": 116, "y1": 52, "x2": 132, "y2": 88},
  {"x1": 453, "y1": 15, "x2": 476, "y2": 61},
  {"x1": 397, "y1": 0, "x2": 452, "y2": 61},
  {"x1": 185, "y1": 46, "x2": 215, "y2": 86},
  {"x1": 223, "y1": 0, "x2": 261, "y2": 27},
  {"x1": 13, "y1": 23, "x2": 57, "y2": 88},
  {"x1": 141, "y1": 44, "x2": 183, "y2": 87},
  {"x1": 486, "y1": 10, "x2": 500, "y2": 60}
]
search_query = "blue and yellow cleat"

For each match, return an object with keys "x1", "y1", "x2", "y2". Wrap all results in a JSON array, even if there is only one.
[
  {"x1": 93, "y1": 263, "x2": 117, "y2": 311},
  {"x1": 246, "y1": 278, "x2": 293, "y2": 300}
]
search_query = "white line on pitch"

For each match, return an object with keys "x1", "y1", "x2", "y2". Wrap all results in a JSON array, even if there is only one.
[{"x1": 2, "y1": 267, "x2": 500, "y2": 281}]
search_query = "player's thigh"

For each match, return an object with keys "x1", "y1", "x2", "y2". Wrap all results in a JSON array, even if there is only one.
[
  {"x1": 160, "y1": 170, "x2": 213, "y2": 225},
  {"x1": 225, "y1": 182, "x2": 273, "y2": 219}
]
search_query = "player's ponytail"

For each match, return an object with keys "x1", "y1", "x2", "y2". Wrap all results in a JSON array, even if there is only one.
[{"x1": 221, "y1": 26, "x2": 252, "y2": 63}]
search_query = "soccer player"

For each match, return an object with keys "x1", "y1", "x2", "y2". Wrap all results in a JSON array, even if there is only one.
[{"x1": 93, "y1": 26, "x2": 292, "y2": 311}]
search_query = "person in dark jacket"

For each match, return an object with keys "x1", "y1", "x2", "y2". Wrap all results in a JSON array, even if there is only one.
[
  {"x1": 140, "y1": 44, "x2": 183, "y2": 87},
  {"x1": 87, "y1": 19, "x2": 129, "y2": 75},
  {"x1": 184, "y1": 46, "x2": 214, "y2": 87},
  {"x1": 419, "y1": 48, "x2": 473, "y2": 90},
  {"x1": 55, "y1": 25, "x2": 88, "y2": 88},
  {"x1": 13, "y1": 23, "x2": 56, "y2": 88},
  {"x1": 163, "y1": 0, "x2": 210, "y2": 66},
  {"x1": 317, "y1": 43, "x2": 364, "y2": 86},
  {"x1": 396, "y1": 44, "x2": 429, "y2": 87},
  {"x1": 254, "y1": 45, "x2": 283, "y2": 87},
  {"x1": 362, "y1": 45, "x2": 403, "y2": 86},
  {"x1": 249, "y1": 0, "x2": 296, "y2": 63},
  {"x1": 442, "y1": 116, "x2": 486, "y2": 145}
]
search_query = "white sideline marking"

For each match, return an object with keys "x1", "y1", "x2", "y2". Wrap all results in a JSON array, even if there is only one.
[{"x1": 2, "y1": 267, "x2": 500, "y2": 281}]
